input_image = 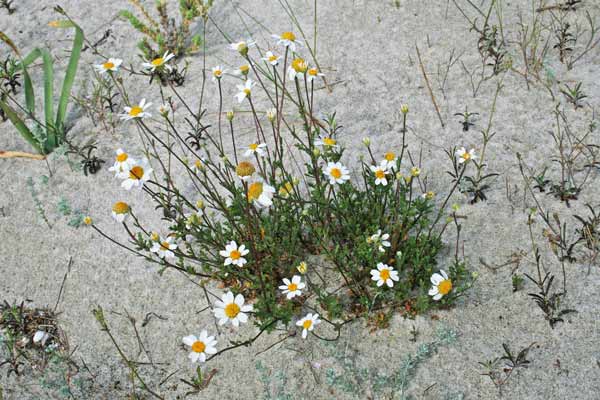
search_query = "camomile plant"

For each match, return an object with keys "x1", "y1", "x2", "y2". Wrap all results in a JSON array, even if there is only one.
[{"x1": 88, "y1": 29, "x2": 475, "y2": 368}]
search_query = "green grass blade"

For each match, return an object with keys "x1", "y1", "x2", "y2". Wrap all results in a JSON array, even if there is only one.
[
  {"x1": 19, "y1": 48, "x2": 56, "y2": 148},
  {"x1": 0, "y1": 100, "x2": 43, "y2": 154},
  {"x1": 53, "y1": 20, "x2": 83, "y2": 141}
]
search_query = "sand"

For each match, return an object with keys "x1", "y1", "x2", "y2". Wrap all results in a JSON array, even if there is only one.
[{"x1": 1, "y1": 0, "x2": 599, "y2": 399}]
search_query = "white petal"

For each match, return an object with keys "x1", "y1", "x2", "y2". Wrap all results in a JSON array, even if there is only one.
[{"x1": 182, "y1": 335, "x2": 197, "y2": 346}]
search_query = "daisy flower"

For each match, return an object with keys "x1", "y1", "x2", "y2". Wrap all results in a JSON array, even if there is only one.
[
  {"x1": 247, "y1": 180, "x2": 276, "y2": 208},
  {"x1": 422, "y1": 191, "x2": 435, "y2": 200},
  {"x1": 456, "y1": 147, "x2": 477, "y2": 164},
  {"x1": 182, "y1": 331, "x2": 217, "y2": 363},
  {"x1": 288, "y1": 57, "x2": 308, "y2": 80},
  {"x1": 111, "y1": 201, "x2": 130, "y2": 222},
  {"x1": 220, "y1": 241, "x2": 249, "y2": 267},
  {"x1": 108, "y1": 148, "x2": 136, "y2": 177},
  {"x1": 213, "y1": 291, "x2": 253, "y2": 327},
  {"x1": 262, "y1": 51, "x2": 281, "y2": 66},
  {"x1": 158, "y1": 104, "x2": 169, "y2": 116},
  {"x1": 314, "y1": 135, "x2": 339, "y2": 149},
  {"x1": 429, "y1": 270, "x2": 453, "y2": 300},
  {"x1": 235, "y1": 161, "x2": 256, "y2": 181},
  {"x1": 120, "y1": 99, "x2": 152, "y2": 121},
  {"x1": 383, "y1": 152, "x2": 397, "y2": 165},
  {"x1": 306, "y1": 67, "x2": 324, "y2": 82},
  {"x1": 272, "y1": 31, "x2": 302, "y2": 52},
  {"x1": 234, "y1": 64, "x2": 251, "y2": 77},
  {"x1": 229, "y1": 40, "x2": 255, "y2": 56},
  {"x1": 296, "y1": 261, "x2": 308, "y2": 274},
  {"x1": 410, "y1": 167, "x2": 421, "y2": 177},
  {"x1": 243, "y1": 142, "x2": 267, "y2": 157},
  {"x1": 296, "y1": 313, "x2": 320, "y2": 339},
  {"x1": 150, "y1": 235, "x2": 177, "y2": 259},
  {"x1": 278, "y1": 181, "x2": 294, "y2": 198},
  {"x1": 191, "y1": 158, "x2": 205, "y2": 174},
  {"x1": 279, "y1": 275, "x2": 305, "y2": 299},
  {"x1": 324, "y1": 162, "x2": 350, "y2": 185},
  {"x1": 121, "y1": 158, "x2": 153, "y2": 190},
  {"x1": 370, "y1": 263, "x2": 399, "y2": 288},
  {"x1": 142, "y1": 51, "x2": 175, "y2": 72},
  {"x1": 236, "y1": 79, "x2": 256, "y2": 103},
  {"x1": 94, "y1": 58, "x2": 122, "y2": 74},
  {"x1": 370, "y1": 162, "x2": 391, "y2": 186},
  {"x1": 185, "y1": 212, "x2": 202, "y2": 229},
  {"x1": 212, "y1": 65, "x2": 226, "y2": 81},
  {"x1": 367, "y1": 229, "x2": 391, "y2": 253}
]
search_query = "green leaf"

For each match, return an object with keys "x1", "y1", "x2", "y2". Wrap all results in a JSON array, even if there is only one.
[
  {"x1": 53, "y1": 20, "x2": 84, "y2": 141},
  {"x1": 0, "y1": 100, "x2": 43, "y2": 153}
]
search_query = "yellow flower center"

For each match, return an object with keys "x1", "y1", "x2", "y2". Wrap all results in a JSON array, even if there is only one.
[
  {"x1": 462, "y1": 153, "x2": 471, "y2": 161},
  {"x1": 384, "y1": 152, "x2": 396, "y2": 162},
  {"x1": 236, "y1": 42, "x2": 247, "y2": 52},
  {"x1": 112, "y1": 201, "x2": 129, "y2": 214},
  {"x1": 297, "y1": 262, "x2": 307, "y2": 274},
  {"x1": 247, "y1": 182, "x2": 263, "y2": 201},
  {"x1": 379, "y1": 269, "x2": 390, "y2": 281},
  {"x1": 116, "y1": 152, "x2": 128, "y2": 162},
  {"x1": 330, "y1": 168, "x2": 342, "y2": 179},
  {"x1": 103, "y1": 61, "x2": 115, "y2": 70},
  {"x1": 323, "y1": 137, "x2": 336, "y2": 146},
  {"x1": 160, "y1": 241, "x2": 171, "y2": 250},
  {"x1": 375, "y1": 169, "x2": 385, "y2": 179},
  {"x1": 151, "y1": 57, "x2": 164, "y2": 66},
  {"x1": 236, "y1": 161, "x2": 255, "y2": 177},
  {"x1": 281, "y1": 31, "x2": 296, "y2": 41},
  {"x1": 288, "y1": 283, "x2": 298, "y2": 292},
  {"x1": 249, "y1": 143, "x2": 258, "y2": 150},
  {"x1": 269, "y1": 55, "x2": 277, "y2": 62},
  {"x1": 291, "y1": 58, "x2": 307, "y2": 73},
  {"x1": 438, "y1": 279, "x2": 453, "y2": 295},
  {"x1": 150, "y1": 232, "x2": 160, "y2": 241},
  {"x1": 129, "y1": 166, "x2": 144, "y2": 180},
  {"x1": 194, "y1": 160, "x2": 204, "y2": 169},
  {"x1": 243, "y1": 88, "x2": 251, "y2": 96},
  {"x1": 213, "y1": 69, "x2": 222, "y2": 77},
  {"x1": 239, "y1": 64, "x2": 250, "y2": 73},
  {"x1": 129, "y1": 106, "x2": 143, "y2": 117},
  {"x1": 191, "y1": 340, "x2": 206, "y2": 353},
  {"x1": 308, "y1": 68, "x2": 318, "y2": 76},
  {"x1": 224, "y1": 302, "x2": 241, "y2": 318},
  {"x1": 230, "y1": 250, "x2": 241, "y2": 260},
  {"x1": 302, "y1": 320, "x2": 312, "y2": 329},
  {"x1": 279, "y1": 182, "x2": 293, "y2": 196}
]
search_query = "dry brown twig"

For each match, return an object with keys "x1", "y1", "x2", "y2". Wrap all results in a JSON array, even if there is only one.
[{"x1": 415, "y1": 44, "x2": 445, "y2": 128}]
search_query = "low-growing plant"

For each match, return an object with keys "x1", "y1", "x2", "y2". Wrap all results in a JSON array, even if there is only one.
[
  {"x1": 0, "y1": 301, "x2": 67, "y2": 377},
  {"x1": 325, "y1": 326, "x2": 458, "y2": 399},
  {"x1": 479, "y1": 342, "x2": 536, "y2": 394},
  {"x1": 560, "y1": 82, "x2": 587, "y2": 109},
  {"x1": 456, "y1": 82, "x2": 501, "y2": 203},
  {"x1": 85, "y1": 27, "x2": 476, "y2": 369},
  {"x1": 0, "y1": 6, "x2": 83, "y2": 155},
  {"x1": 119, "y1": 0, "x2": 213, "y2": 61}
]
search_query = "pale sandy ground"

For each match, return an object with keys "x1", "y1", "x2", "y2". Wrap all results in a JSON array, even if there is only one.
[{"x1": 1, "y1": 0, "x2": 600, "y2": 399}]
